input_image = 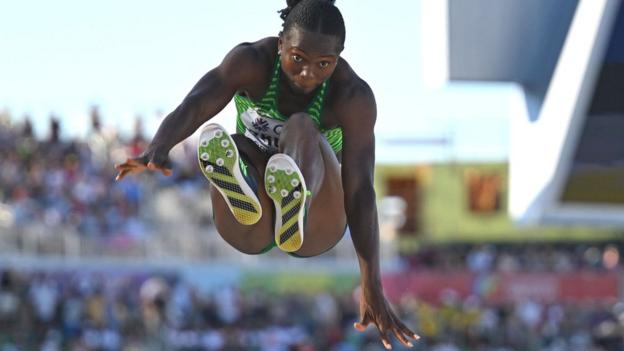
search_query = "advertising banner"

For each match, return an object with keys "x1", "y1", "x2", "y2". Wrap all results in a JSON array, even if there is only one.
[{"x1": 383, "y1": 271, "x2": 620, "y2": 304}]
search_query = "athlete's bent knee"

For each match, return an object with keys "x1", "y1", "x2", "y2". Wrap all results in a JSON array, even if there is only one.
[
  {"x1": 284, "y1": 112, "x2": 318, "y2": 132},
  {"x1": 281, "y1": 113, "x2": 320, "y2": 145}
]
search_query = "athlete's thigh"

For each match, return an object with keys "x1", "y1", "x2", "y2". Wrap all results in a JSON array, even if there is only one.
[
  {"x1": 210, "y1": 134, "x2": 274, "y2": 254},
  {"x1": 293, "y1": 137, "x2": 347, "y2": 257}
]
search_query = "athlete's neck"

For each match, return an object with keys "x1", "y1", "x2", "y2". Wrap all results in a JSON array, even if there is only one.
[{"x1": 277, "y1": 74, "x2": 320, "y2": 117}]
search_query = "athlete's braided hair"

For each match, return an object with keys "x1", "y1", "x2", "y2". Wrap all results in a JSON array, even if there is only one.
[{"x1": 278, "y1": 0, "x2": 346, "y2": 50}]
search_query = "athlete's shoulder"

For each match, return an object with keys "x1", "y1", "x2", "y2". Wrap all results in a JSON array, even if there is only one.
[
  {"x1": 248, "y1": 37, "x2": 279, "y2": 58},
  {"x1": 330, "y1": 58, "x2": 376, "y2": 112},
  {"x1": 225, "y1": 37, "x2": 278, "y2": 68},
  {"x1": 219, "y1": 37, "x2": 278, "y2": 86}
]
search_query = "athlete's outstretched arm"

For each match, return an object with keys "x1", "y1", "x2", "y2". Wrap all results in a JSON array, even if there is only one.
[
  {"x1": 115, "y1": 43, "x2": 261, "y2": 180},
  {"x1": 341, "y1": 84, "x2": 419, "y2": 349}
]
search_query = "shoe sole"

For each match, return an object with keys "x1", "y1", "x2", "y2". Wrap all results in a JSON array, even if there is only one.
[
  {"x1": 198, "y1": 124, "x2": 262, "y2": 225},
  {"x1": 265, "y1": 154, "x2": 307, "y2": 252}
]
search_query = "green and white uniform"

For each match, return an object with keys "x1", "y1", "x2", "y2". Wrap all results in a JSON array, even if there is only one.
[{"x1": 234, "y1": 57, "x2": 343, "y2": 154}]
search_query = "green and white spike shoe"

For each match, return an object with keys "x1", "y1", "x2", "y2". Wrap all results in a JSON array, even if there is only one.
[
  {"x1": 265, "y1": 154, "x2": 308, "y2": 252},
  {"x1": 198, "y1": 124, "x2": 262, "y2": 225}
]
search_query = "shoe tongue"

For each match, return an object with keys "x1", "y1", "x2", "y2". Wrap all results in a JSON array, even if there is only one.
[
  {"x1": 238, "y1": 157, "x2": 248, "y2": 176},
  {"x1": 238, "y1": 155, "x2": 258, "y2": 194}
]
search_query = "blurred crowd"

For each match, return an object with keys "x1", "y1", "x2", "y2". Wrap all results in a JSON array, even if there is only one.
[
  {"x1": 0, "y1": 109, "x2": 214, "y2": 256},
  {"x1": 0, "y1": 267, "x2": 623, "y2": 351},
  {"x1": 404, "y1": 242, "x2": 624, "y2": 273}
]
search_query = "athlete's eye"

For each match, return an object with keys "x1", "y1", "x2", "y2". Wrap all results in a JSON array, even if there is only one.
[
  {"x1": 292, "y1": 55, "x2": 303, "y2": 63},
  {"x1": 319, "y1": 61, "x2": 330, "y2": 69}
]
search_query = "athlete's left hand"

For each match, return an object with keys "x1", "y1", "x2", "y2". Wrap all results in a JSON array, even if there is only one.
[{"x1": 354, "y1": 283, "x2": 420, "y2": 349}]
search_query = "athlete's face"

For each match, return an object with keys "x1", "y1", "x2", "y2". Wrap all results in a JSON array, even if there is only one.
[{"x1": 278, "y1": 27, "x2": 342, "y2": 94}]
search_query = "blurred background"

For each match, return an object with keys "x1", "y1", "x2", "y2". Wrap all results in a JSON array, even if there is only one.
[{"x1": 1, "y1": 0, "x2": 624, "y2": 350}]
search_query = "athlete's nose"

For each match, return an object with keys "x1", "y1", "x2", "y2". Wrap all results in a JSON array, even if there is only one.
[{"x1": 299, "y1": 65, "x2": 314, "y2": 80}]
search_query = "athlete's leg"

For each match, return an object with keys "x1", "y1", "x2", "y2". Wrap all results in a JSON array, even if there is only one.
[
  {"x1": 199, "y1": 125, "x2": 274, "y2": 254},
  {"x1": 275, "y1": 113, "x2": 347, "y2": 257}
]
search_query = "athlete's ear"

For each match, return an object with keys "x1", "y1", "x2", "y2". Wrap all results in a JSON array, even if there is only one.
[{"x1": 278, "y1": 38, "x2": 283, "y2": 55}]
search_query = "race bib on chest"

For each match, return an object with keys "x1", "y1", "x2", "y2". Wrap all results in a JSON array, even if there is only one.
[{"x1": 240, "y1": 107, "x2": 284, "y2": 152}]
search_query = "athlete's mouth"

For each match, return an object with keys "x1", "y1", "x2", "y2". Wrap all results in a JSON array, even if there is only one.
[{"x1": 292, "y1": 80, "x2": 316, "y2": 94}]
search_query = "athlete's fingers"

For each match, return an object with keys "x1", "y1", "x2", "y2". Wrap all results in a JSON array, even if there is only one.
[
  {"x1": 117, "y1": 161, "x2": 145, "y2": 172},
  {"x1": 115, "y1": 169, "x2": 129, "y2": 181},
  {"x1": 146, "y1": 160, "x2": 171, "y2": 173},
  {"x1": 115, "y1": 163, "x2": 138, "y2": 173},
  {"x1": 114, "y1": 161, "x2": 133, "y2": 171},
  {"x1": 115, "y1": 164, "x2": 139, "y2": 181},
  {"x1": 115, "y1": 157, "x2": 152, "y2": 180},
  {"x1": 391, "y1": 326, "x2": 413, "y2": 348},
  {"x1": 115, "y1": 157, "x2": 146, "y2": 170},
  {"x1": 148, "y1": 152, "x2": 172, "y2": 170},
  {"x1": 354, "y1": 313, "x2": 372, "y2": 331},
  {"x1": 146, "y1": 159, "x2": 170, "y2": 170},
  {"x1": 392, "y1": 316, "x2": 420, "y2": 340},
  {"x1": 372, "y1": 318, "x2": 393, "y2": 350},
  {"x1": 116, "y1": 167, "x2": 142, "y2": 181},
  {"x1": 380, "y1": 332, "x2": 392, "y2": 350},
  {"x1": 147, "y1": 162, "x2": 173, "y2": 177},
  {"x1": 146, "y1": 152, "x2": 173, "y2": 175}
]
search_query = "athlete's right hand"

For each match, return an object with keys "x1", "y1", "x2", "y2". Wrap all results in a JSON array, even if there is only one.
[{"x1": 114, "y1": 149, "x2": 173, "y2": 181}]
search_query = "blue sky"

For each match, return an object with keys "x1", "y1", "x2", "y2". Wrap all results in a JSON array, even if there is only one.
[{"x1": 0, "y1": 0, "x2": 515, "y2": 162}]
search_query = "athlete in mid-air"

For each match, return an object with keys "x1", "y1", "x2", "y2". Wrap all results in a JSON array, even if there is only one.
[{"x1": 115, "y1": 0, "x2": 419, "y2": 348}]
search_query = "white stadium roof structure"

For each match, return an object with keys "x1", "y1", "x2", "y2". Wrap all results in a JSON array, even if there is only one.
[{"x1": 422, "y1": 0, "x2": 624, "y2": 227}]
